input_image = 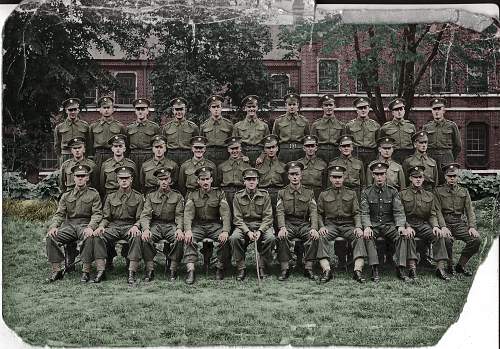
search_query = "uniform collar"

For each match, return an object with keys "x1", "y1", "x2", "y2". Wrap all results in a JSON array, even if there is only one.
[{"x1": 287, "y1": 184, "x2": 303, "y2": 195}]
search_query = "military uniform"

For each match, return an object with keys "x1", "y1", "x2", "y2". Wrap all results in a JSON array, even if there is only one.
[
  {"x1": 59, "y1": 137, "x2": 98, "y2": 192},
  {"x1": 366, "y1": 159, "x2": 405, "y2": 190},
  {"x1": 178, "y1": 137, "x2": 217, "y2": 196},
  {"x1": 297, "y1": 156, "x2": 327, "y2": 199},
  {"x1": 403, "y1": 153, "x2": 438, "y2": 191},
  {"x1": 100, "y1": 157, "x2": 137, "y2": 196},
  {"x1": 126, "y1": 104, "x2": 160, "y2": 171},
  {"x1": 329, "y1": 138, "x2": 365, "y2": 199}
]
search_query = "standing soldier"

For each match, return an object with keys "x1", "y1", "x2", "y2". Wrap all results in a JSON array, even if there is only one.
[
  {"x1": 60, "y1": 137, "x2": 98, "y2": 193},
  {"x1": 54, "y1": 98, "x2": 90, "y2": 166},
  {"x1": 90, "y1": 166, "x2": 144, "y2": 284},
  {"x1": 183, "y1": 167, "x2": 232, "y2": 283},
  {"x1": 178, "y1": 136, "x2": 216, "y2": 196},
  {"x1": 162, "y1": 97, "x2": 200, "y2": 166},
  {"x1": 329, "y1": 135, "x2": 365, "y2": 198},
  {"x1": 275, "y1": 162, "x2": 319, "y2": 281},
  {"x1": 345, "y1": 96, "x2": 380, "y2": 170},
  {"x1": 140, "y1": 135, "x2": 179, "y2": 193},
  {"x1": 88, "y1": 96, "x2": 126, "y2": 171},
  {"x1": 200, "y1": 95, "x2": 233, "y2": 166},
  {"x1": 423, "y1": 98, "x2": 462, "y2": 183},
  {"x1": 126, "y1": 98, "x2": 160, "y2": 172},
  {"x1": 45, "y1": 164, "x2": 102, "y2": 283},
  {"x1": 100, "y1": 135, "x2": 137, "y2": 197},
  {"x1": 400, "y1": 165, "x2": 451, "y2": 281},
  {"x1": 434, "y1": 163, "x2": 481, "y2": 277},
  {"x1": 133, "y1": 168, "x2": 185, "y2": 283},
  {"x1": 379, "y1": 98, "x2": 416, "y2": 165},
  {"x1": 232, "y1": 95, "x2": 270, "y2": 165},
  {"x1": 403, "y1": 131, "x2": 439, "y2": 191},
  {"x1": 361, "y1": 161, "x2": 416, "y2": 282},
  {"x1": 272, "y1": 93, "x2": 309, "y2": 162},
  {"x1": 316, "y1": 165, "x2": 376, "y2": 283},
  {"x1": 230, "y1": 168, "x2": 276, "y2": 281},
  {"x1": 311, "y1": 94, "x2": 345, "y2": 163},
  {"x1": 297, "y1": 135, "x2": 327, "y2": 199},
  {"x1": 366, "y1": 137, "x2": 406, "y2": 191}
]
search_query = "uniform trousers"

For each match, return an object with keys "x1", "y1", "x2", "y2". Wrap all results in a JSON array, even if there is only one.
[
  {"x1": 46, "y1": 219, "x2": 93, "y2": 264},
  {"x1": 183, "y1": 222, "x2": 231, "y2": 269},
  {"x1": 276, "y1": 217, "x2": 318, "y2": 265},
  {"x1": 230, "y1": 222, "x2": 276, "y2": 269}
]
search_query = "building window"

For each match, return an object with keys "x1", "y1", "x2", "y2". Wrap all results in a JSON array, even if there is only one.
[
  {"x1": 465, "y1": 122, "x2": 489, "y2": 168},
  {"x1": 318, "y1": 59, "x2": 339, "y2": 92},
  {"x1": 466, "y1": 65, "x2": 488, "y2": 93},
  {"x1": 114, "y1": 72, "x2": 137, "y2": 105},
  {"x1": 430, "y1": 60, "x2": 452, "y2": 93},
  {"x1": 270, "y1": 74, "x2": 290, "y2": 106},
  {"x1": 356, "y1": 77, "x2": 366, "y2": 93},
  {"x1": 40, "y1": 142, "x2": 58, "y2": 170},
  {"x1": 83, "y1": 88, "x2": 98, "y2": 105}
]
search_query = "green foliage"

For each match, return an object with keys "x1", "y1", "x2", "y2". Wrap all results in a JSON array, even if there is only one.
[
  {"x1": 3, "y1": 199, "x2": 58, "y2": 221},
  {"x1": 33, "y1": 171, "x2": 61, "y2": 200},
  {"x1": 459, "y1": 170, "x2": 500, "y2": 201},
  {"x1": 3, "y1": 171, "x2": 61, "y2": 200}
]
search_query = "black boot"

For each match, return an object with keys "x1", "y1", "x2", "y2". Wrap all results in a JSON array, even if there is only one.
[
  {"x1": 93, "y1": 270, "x2": 106, "y2": 283},
  {"x1": 353, "y1": 270, "x2": 365, "y2": 283},
  {"x1": 143, "y1": 270, "x2": 155, "y2": 282},
  {"x1": 185, "y1": 270, "x2": 195, "y2": 285},
  {"x1": 436, "y1": 268, "x2": 450, "y2": 281},
  {"x1": 319, "y1": 269, "x2": 333, "y2": 283},
  {"x1": 80, "y1": 272, "x2": 90, "y2": 283},
  {"x1": 455, "y1": 264, "x2": 473, "y2": 276},
  {"x1": 236, "y1": 269, "x2": 246, "y2": 281},
  {"x1": 46, "y1": 270, "x2": 64, "y2": 283},
  {"x1": 371, "y1": 266, "x2": 380, "y2": 282},
  {"x1": 278, "y1": 269, "x2": 290, "y2": 281},
  {"x1": 396, "y1": 267, "x2": 411, "y2": 282},
  {"x1": 127, "y1": 270, "x2": 137, "y2": 285}
]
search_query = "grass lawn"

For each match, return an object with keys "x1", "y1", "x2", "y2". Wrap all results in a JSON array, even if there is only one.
[{"x1": 2, "y1": 197, "x2": 498, "y2": 347}]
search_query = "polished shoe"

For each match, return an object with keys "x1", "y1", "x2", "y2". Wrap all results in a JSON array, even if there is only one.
[
  {"x1": 169, "y1": 270, "x2": 178, "y2": 281},
  {"x1": 353, "y1": 270, "x2": 365, "y2": 283},
  {"x1": 396, "y1": 267, "x2": 411, "y2": 282},
  {"x1": 446, "y1": 264, "x2": 456, "y2": 276},
  {"x1": 127, "y1": 271, "x2": 137, "y2": 284},
  {"x1": 319, "y1": 269, "x2": 333, "y2": 283},
  {"x1": 303, "y1": 269, "x2": 315, "y2": 280},
  {"x1": 371, "y1": 266, "x2": 380, "y2": 283},
  {"x1": 408, "y1": 268, "x2": 418, "y2": 281},
  {"x1": 46, "y1": 270, "x2": 64, "y2": 283},
  {"x1": 215, "y1": 268, "x2": 224, "y2": 281},
  {"x1": 455, "y1": 264, "x2": 473, "y2": 276},
  {"x1": 278, "y1": 269, "x2": 290, "y2": 281},
  {"x1": 436, "y1": 268, "x2": 450, "y2": 281},
  {"x1": 143, "y1": 270, "x2": 155, "y2": 282},
  {"x1": 93, "y1": 270, "x2": 106, "y2": 283},
  {"x1": 185, "y1": 270, "x2": 195, "y2": 284},
  {"x1": 80, "y1": 272, "x2": 90, "y2": 283},
  {"x1": 236, "y1": 269, "x2": 246, "y2": 281}
]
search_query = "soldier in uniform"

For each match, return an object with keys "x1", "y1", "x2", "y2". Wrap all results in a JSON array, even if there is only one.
[
  {"x1": 366, "y1": 137, "x2": 406, "y2": 191},
  {"x1": 297, "y1": 135, "x2": 327, "y2": 199},
  {"x1": 140, "y1": 135, "x2": 179, "y2": 193},
  {"x1": 178, "y1": 136, "x2": 217, "y2": 196},
  {"x1": 54, "y1": 98, "x2": 90, "y2": 166},
  {"x1": 200, "y1": 95, "x2": 233, "y2": 166},
  {"x1": 133, "y1": 167, "x2": 185, "y2": 282},
  {"x1": 272, "y1": 93, "x2": 309, "y2": 162},
  {"x1": 379, "y1": 98, "x2": 416, "y2": 165},
  {"x1": 402, "y1": 131, "x2": 439, "y2": 191},
  {"x1": 233, "y1": 95, "x2": 270, "y2": 165},
  {"x1": 361, "y1": 161, "x2": 416, "y2": 282},
  {"x1": 45, "y1": 164, "x2": 102, "y2": 283},
  {"x1": 275, "y1": 162, "x2": 319, "y2": 281},
  {"x1": 230, "y1": 168, "x2": 276, "y2": 281},
  {"x1": 400, "y1": 165, "x2": 451, "y2": 281},
  {"x1": 162, "y1": 97, "x2": 200, "y2": 166},
  {"x1": 316, "y1": 165, "x2": 376, "y2": 283},
  {"x1": 59, "y1": 137, "x2": 98, "y2": 193},
  {"x1": 434, "y1": 163, "x2": 481, "y2": 277},
  {"x1": 310, "y1": 94, "x2": 345, "y2": 163},
  {"x1": 183, "y1": 167, "x2": 231, "y2": 283},
  {"x1": 126, "y1": 98, "x2": 160, "y2": 172},
  {"x1": 91, "y1": 166, "x2": 144, "y2": 284},
  {"x1": 345, "y1": 97, "x2": 380, "y2": 170},
  {"x1": 422, "y1": 98, "x2": 462, "y2": 184},
  {"x1": 100, "y1": 135, "x2": 137, "y2": 197},
  {"x1": 88, "y1": 96, "x2": 126, "y2": 171}
]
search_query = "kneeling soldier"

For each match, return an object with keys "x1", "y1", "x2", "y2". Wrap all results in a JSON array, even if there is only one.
[
  {"x1": 276, "y1": 161, "x2": 319, "y2": 281},
  {"x1": 183, "y1": 167, "x2": 231, "y2": 284},
  {"x1": 230, "y1": 168, "x2": 276, "y2": 281},
  {"x1": 92, "y1": 166, "x2": 144, "y2": 283},
  {"x1": 400, "y1": 166, "x2": 450, "y2": 281},
  {"x1": 46, "y1": 165, "x2": 102, "y2": 282}
]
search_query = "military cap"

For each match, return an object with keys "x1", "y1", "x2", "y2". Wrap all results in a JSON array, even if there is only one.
[
  {"x1": 241, "y1": 95, "x2": 259, "y2": 107},
  {"x1": 190, "y1": 136, "x2": 208, "y2": 147},
  {"x1": 337, "y1": 134, "x2": 354, "y2": 146},
  {"x1": 319, "y1": 94, "x2": 335, "y2": 105},
  {"x1": 284, "y1": 93, "x2": 300, "y2": 103},
  {"x1": 376, "y1": 136, "x2": 395, "y2": 147},
  {"x1": 369, "y1": 161, "x2": 390, "y2": 173},
  {"x1": 388, "y1": 97, "x2": 405, "y2": 111},
  {"x1": 169, "y1": 97, "x2": 188, "y2": 107},
  {"x1": 151, "y1": 135, "x2": 167, "y2": 147},
  {"x1": 108, "y1": 134, "x2": 127, "y2": 146},
  {"x1": 443, "y1": 163, "x2": 460, "y2": 176},
  {"x1": 285, "y1": 161, "x2": 304, "y2": 174},
  {"x1": 71, "y1": 164, "x2": 91, "y2": 176},
  {"x1": 132, "y1": 98, "x2": 151, "y2": 107},
  {"x1": 431, "y1": 98, "x2": 446, "y2": 108},
  {"x1": 62, "y1": 98, "x2": 81, "y2": 109},
  {"x1": 194, "y1": 166, "x2": 214, "y2": 178},
  {"x1": 409, "y1": 165, "x2": 426, "y2": 177},
  {"x1": 224, "y1": 136, "x2": 242, "y2": 149},
  {"x1": 411, "y1": 130, "x2": 428, "y2": 143},
  {"x1": 68, "y1": 137, "x2": 86, "y2": 148},
  {"x1": 206, "y1": 95, "x2": 224, "y2": 106},
  {"x1": 154, "y1": 167, "x2": 172, "y2": 179},
  {"x1": 261, "y1": 134, "x2": 279, "y2": 147},
  {"x1": 327, "y1": 165, "x2": 347, "y2": 177},
  {"x1": 97, "y1": 96, "x2": 114, "y2": 107},
  {"x1": 303, "y1": 135, "x2": 318, "y2": 145},
  {"x1": 242, "y1": 168, "x2": 259, "y2": 179},
  {"x1": 114, "y1": 166, "x2": 135, "y2": 178},
  {"x1": 353, "y1": 97, "x2": 370, "y2": 108}
]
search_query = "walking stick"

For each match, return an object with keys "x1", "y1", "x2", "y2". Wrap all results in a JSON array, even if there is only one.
[{"x1": 254, "y1": 239, "x2": 261, "y2": 287}]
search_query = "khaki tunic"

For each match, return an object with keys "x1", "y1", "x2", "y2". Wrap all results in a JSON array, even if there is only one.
[
  {"x1": 345, "y1": 117, "x2": 380, "y2": 148},
  {"x1": 434, "y1": 185, "x2": 476, "y2": 229},
  {"x1": 310, "y1": 116, "x2": 345, "y2": 144},
  {"x1": 89, "y1": 118, "x2": 126, "y2": 154},
  {"x1": 297, "y1": 156, "x2": 327, "y2": 193},
  {"x1": 255, "y1": 157, "x2": 286, "y2": 188},
  {"x1": 184, "y1": 188, "x2": 231, "y2": 232},
  {"x1": 329, "y1": 156, "x2": 365, "y2": 188},
  {"x1": 400, "y1": 187, "x2": 440, "y2": 227},
  {"x1": 140, "y1": 157, "x2": 179, "y2": 192},
  {"x1": 178, "y1": 158, "x2": 217, "y2": 195},
  {"x1": 317, "y1": 187, "x2": 361, "y2": 228},
  {"x1": 217, "y1": 157, "x2": 251, "y2": 187},
  {"x1": 162, "y1": 119, "x2": 199, "y2": 149},
  {"x1": 366, "y1": 158, "x2": 406, "y2": 190},
  {"x1": 233, "y1": 117, "x2": 270, "y2": 145},
  {"x1": 402, "y1": 152, "x2": 439, "y2": 189},
  {"x1": 232, "y1": 189, "x2": 273, "y2": 233},
  {"x1": 200, "y1": 117, "x2": 234, "y2": 146},
  {"x1": 99, "y1": 189, "x2": 144, "y2": 228},
  {"x1": 272, "y1": 113, "x2": 310, "y2": 143},
  {"x1": 422, "y1": 119, "x2": 462, "y2": 158},
  {"x1": 139, "y1": 189, "x2": 184, "y2": 231},
  {"x1": 99, "y1": 157, "x2": 137, "y2": 195},
  {"x1": 59, "y1": 157, "x2": 98, "y2": 193},
  {"x1": 379, "y1": 120, "x2": 416, "y2": 150},
  {"x1": 54, "y1": 118, "x2": 90, "y2": 155},
  {"x1": 276, "y1": 185, "x2": 318, "y2": 230},
  {"x1": 126, "y1": 120, "x2": 161, "y2": 150},
  {"x1": 360, "y1": 184, "x2": 406, "y2": 228}
]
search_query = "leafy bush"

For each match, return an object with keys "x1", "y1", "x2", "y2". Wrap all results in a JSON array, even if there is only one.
[
  {"x1": 3, "y1": 199, "x2": 57, "y2": 221},
  {"x1": 2, "y1": 171, "x2": 61, "y2": 200},
  {"x1": 459, "y1": 170, "x2": 500, "y2": 201}
]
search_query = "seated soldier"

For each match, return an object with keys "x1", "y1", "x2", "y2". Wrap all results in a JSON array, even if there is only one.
[
  {"x1": 183, "y1": 167, "x2": 231, "y2": 284},
  {"x1": 45, "y1": 165, "x2": 102, "y2": 283}
]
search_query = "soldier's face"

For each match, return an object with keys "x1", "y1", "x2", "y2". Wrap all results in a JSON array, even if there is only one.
[
  {"x1": 415, "y1": 139, "x2": 428, "y2": 153},
  {"x1": 65, "y1": 104, "x2": 80, "y2": 119},
  {"x1": 264, "y1": 143, "x2": 278, "y2": 158},
  {"x1": 135, "y1": 105, "x2": 149, "y2": 121},
  {"x1": 228, "y1": 145, "x2": 242, "y2": 159},
  {"x1": 339, "y1": 144, "x2": 353, "y2": 156},
  {"x1": 286, "y1": 101, "x2": 298, "y2": 114},
  {"x1": 112, "y1": 143, "x2": 125, "y2": 156},
  {"x1": 71, "y1": 145, "x2": 85, "y2": 159},
  {"x1": 356, "y1": 105, "x2": 369, "y2": 118},
  {"x1": 432, "y1": 106, "x2": 445, "y2": 121},
  {"x1": 118, "y1": 176, "x2": 132, "y2": 189},
  {"x1": 197, "y1": 175, "x2": 213, "y2": 191},
  {"x1": 74, "y1": 174, "x2": 89, "y2": 187},
  {"x1": 410, "y1": 175, "x2": 424, "y2": 188},
  {"x1": 322, "y1": 102, "x2": 335, "y2": 116},
  {"x1": 330, "y1": 175, "x2": 344, "y2": 188},
  {"x1": 173, "y1": 105, "x2": 186, "y2": 120},
  {"x1": 379, "y1": 145, "x2": 393, "y2": 159},
  {"x1": 192, "y1": 145, "x2": 206, "y2": 159},
  {"x1": 100, "y1": 105, "x2": 114, "y2": 117},
  {"x1": 372, "y1": 172, "x2": 387, "y2": 186},
  {"x1": 209, "y1": 102, "x2": 222, "y2": 118},
  {"x1": 303, "y1": 143, "x2": 317, "y2": 157},
  {"x1": 244, "y1": 177, "x2": 258, "y2": 190},
  {"x1": 391, "y1": 105, "x2": 405, "y2": 120},
  {"x1": 445, "y1": 174, "x2": 458, "y2": 186},
  {"x1": 244, "y1": 104, "x2": 257, "y2": 117},
  {"x1": 153, "y1": 144, "x2": 166, "y2": 158},
  {"x1": 288, "y1": 170, "x2": 302, "y2": 186},
  {"x1": 159, "y1": 176, "x2": 172, "y2": 190}
]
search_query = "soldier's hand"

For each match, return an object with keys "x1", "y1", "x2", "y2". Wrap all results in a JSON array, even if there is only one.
[
  {"x1": 468, "y1": 227, "x2": 480, "y2": 238},
  {"x1": 142, "y1": 229, "x2": 151, "y2": 241},
  {"x1": 255, "y1": 155, "x2": 265, "y2": 166},
  {"x1": 47, "y1": 227, "x2": 59, "y2": 237},
  {"x1": 441, "y1": 227, "x2": 452, "y2": 238},
  {"x1": 254, "y1": 230, "x2": 261, "y2": 241},
  {"x1": 242, "y1": 155, "x2": 250, "y2": 163},
  {"x1": 398, "y1": 226, "x2": 406, "y2": 236},
  {"x1": 363, "y1": 227, "x2": 373, "y2": 239},
  {"x1": 83, "y1": 227, "x2": 94, "y2": 238},
  {"x1": 184, "y1": 230, "x2": 193, "y2": 244},
  {"x1": 318, "y1": 227, "x2": 328, "y2": 237},
  {"x1": 277, "y1": 227, "x2": 288, "y2": 240},
  {"x1": 354, "y1": 228, "x2": 363, "y2": 238},
  {"x1": 128, "y1": 225, "x2": 141, "y2": 237},
  {"x1": 175, "y1": 229, "x2": 184, "y2": 241},
  {"x1": 432, "y1": 227, "x2": 442, "y2": 237},
  {"x1": 93, "y1": 227, "x2": 105, "y2": 236},
  {"x1": 219, "y1": 231, "x2": 229, "y2": 243},
  {"x1": 404, "y1": 227, "x2": 415, "y2": 239},
  {"x1": 309, "y1": 229, "x2": 319, "y2": 240}
]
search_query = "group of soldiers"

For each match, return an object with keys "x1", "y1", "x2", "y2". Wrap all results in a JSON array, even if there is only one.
[{"x1": 45, "y1": 92, "x2": 481, "y2": 285}]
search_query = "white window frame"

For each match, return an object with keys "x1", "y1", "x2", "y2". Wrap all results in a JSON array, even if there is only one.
[{"x1": 317, "y1": 58, "x2": 340, "y2": 93}]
